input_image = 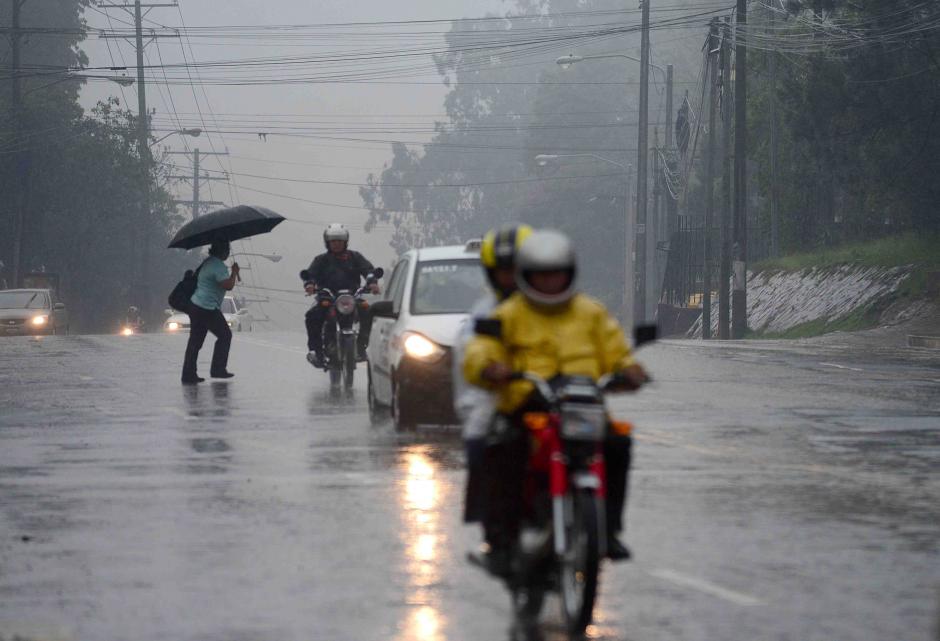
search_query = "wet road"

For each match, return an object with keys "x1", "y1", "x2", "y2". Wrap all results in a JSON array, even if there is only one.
[{"x1": 1, "y1": 331, "x2": 938, "y2": 641}]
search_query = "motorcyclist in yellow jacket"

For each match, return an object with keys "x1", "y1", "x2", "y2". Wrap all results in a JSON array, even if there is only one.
[{"x1": 463, "y1": 228, "x2": 648, "y2": 573}]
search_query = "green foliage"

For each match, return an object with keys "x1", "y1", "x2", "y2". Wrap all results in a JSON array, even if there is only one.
[
  {"x1": 0, "y1": 1, "x2": 187, "y2": 331},
  {"x1": 748, "y1": 1, "x2": 940, "y2": 256}
]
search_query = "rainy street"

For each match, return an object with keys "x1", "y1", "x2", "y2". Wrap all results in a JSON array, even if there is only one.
[{"x1": 0, "y1": 332, "x2": 937, "y2": 641}]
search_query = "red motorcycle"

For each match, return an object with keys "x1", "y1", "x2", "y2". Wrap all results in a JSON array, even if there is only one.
[{"x1": 480, "y1": 326, "x2": 656, "y2": 638}]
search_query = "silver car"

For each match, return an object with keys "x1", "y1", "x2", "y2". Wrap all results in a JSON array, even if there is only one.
[
  {"x1": 0, "y1": 289, "x2": 69, "y2": 336},
  {"x1": 164, "y1": 295, "x2": 254, "y2": 333}
]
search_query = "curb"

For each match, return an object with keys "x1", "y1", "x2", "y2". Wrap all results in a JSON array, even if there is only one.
[{"x1": 907, "y1": 335, "x2": 940, "y2": 349}]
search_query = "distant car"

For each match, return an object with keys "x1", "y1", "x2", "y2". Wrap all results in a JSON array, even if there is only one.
[
  {"x1": 367, "y1": 240, "x2": 486, "y2": 430},
  {"x1": 0, "y1": 288, "x2": 69, "y2": 336},
  {"x1": 164, "y1": 295, "x2": 253, "y2": 333}
]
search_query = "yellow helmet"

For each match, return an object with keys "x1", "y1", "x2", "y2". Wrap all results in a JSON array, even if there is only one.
[
  {"x1": 480, "y1": 223, "x2": 534, "y2": 299},
  {"x1": 480, "y1": 223, "x2": 534, "y2": 270}
]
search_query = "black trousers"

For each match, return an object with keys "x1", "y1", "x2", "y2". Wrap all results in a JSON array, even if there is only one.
[
  {"x1": 477, "y1": 422, "x2": 632, "y2": 549},
  {"x1": 182, "y1": 304, "x2": 232, "y2": 380},
  {"x1": 304, "y1": 304, "x2": 373, "y2": 352}
]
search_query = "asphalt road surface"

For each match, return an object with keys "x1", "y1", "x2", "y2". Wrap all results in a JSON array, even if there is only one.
[{"x1": 1, "y1": 331, "x2": 938, "y2": 641}]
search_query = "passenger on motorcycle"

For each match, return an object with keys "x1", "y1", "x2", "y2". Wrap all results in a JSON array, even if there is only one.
[
  {"x1": 462, "y1": 228, "x2": 648, "y2": 575},
  {"x1": 453, "y1": 223, "x2": 533, "y2": 528},
  {"x1": 302, "y1": 223, "x2": 380, "y2": 367}
]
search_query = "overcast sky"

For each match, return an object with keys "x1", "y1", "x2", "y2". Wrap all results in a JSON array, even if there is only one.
[{"x1": 80, "y1": 0, "x2": 504, "y2": 326}]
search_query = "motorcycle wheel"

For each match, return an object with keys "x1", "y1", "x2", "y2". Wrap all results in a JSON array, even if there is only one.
[
  {"x1": 559, "y1": 491, "x2": 601, "y2": 636},
  {"x1": 342, "y1": 337, "x2": 356, "y2": 389},
  {"x1": 328, "y1": 368, "x2": 342, "y2": 389}
]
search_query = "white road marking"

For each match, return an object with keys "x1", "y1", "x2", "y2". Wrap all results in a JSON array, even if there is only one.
[
  {"x1": 819, "y1": 362, "x2": 865, "y2": 372},
  {"x1": 648, "y1": 568, "x2": 763, "y2": 606}
]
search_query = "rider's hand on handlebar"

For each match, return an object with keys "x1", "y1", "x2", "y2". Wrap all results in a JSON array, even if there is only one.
[
  {"x1": 369, "y1": 283, "x2": 381, "y2": 295},
  {"x1": 482, "y1": 362, "x2": 513, "y2": 385},
  {"x1": 616, "y1": 363, "x2": 649, "y2": 391},
  {"x1": 304, "y1": 283, "x2": 316, "y2": 296}
]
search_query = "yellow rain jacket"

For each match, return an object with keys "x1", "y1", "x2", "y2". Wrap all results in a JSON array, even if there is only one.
[{"x1": 463, "y1": 292, "x2": 636, "y2": 414}]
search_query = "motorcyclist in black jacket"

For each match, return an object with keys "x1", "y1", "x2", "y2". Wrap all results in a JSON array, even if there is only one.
[{"x1": 302, "y1": 223, "x2": 380, "y2": 367}]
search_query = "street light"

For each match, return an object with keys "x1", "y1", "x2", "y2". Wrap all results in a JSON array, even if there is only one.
[
  {"x1": 535, "y1": 153, "x2": 628, "y2": 170},
  {"x1": 535, "y1": 153, "x2": 635, "y2": 322},
  {"x1": 151, "y1": 128, "x2": 201, "y2": 147},
  {"x1": 231, "y1": 252, "x2": 282, "y2": 263},
  {"x1": 555, "y1": 53, "x2": 667, "y2": 81}
]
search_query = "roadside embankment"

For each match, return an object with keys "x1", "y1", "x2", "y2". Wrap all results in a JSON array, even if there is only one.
[{"x1": 688, "y1": 234, "x2": 940, "y2": 342}]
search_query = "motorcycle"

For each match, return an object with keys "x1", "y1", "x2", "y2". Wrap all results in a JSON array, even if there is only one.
[
  {"x1": 303, "y1": 268, "x2": 383, "y2": 391},
  {"x1": 119, "y1": 319, "x2": 144, "y2": 336},
  {"x1": 475, "y1": 325, "x2": 656, "y2": 639}
]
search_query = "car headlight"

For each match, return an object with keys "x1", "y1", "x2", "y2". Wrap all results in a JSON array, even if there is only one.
[
  {"x1": 31, "y1": 315, "x2": 48, "y2": 326},
  {"x1": 167, "y1": 321, "x2": 180, "y2": 331},
  {"x1": 402, "y1": 332, "x2": 445, "y2": 363}
]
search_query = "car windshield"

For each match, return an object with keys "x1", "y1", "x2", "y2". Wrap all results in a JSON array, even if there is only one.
[
  {"x1": 0, "y1": 291, "x2": 48, "y2": 309},
  {"x1": 221, "y1": 298, "x2": 237, "y2": 315},
  {"x1": 411, "y1": 259, "x2": 486, "y2": 315}
]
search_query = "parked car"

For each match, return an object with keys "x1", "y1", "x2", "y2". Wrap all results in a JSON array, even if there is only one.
[
  {"x1": 367, "y1": 240, "x2": 486, "y2": 430},
  {"x1": 164, "y1": 295, "x2": 253, "y2": 333},
  {"x1": 0, "y1": 288, "x2": 68, "y2": 336}
]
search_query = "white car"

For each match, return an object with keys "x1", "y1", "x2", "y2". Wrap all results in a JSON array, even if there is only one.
[
  {"x1": 366, "y1": 240, "x2": 487, "y2": 430},
  {"x1": 164, "y1": 295, "x2": 253, "y2": 333}
]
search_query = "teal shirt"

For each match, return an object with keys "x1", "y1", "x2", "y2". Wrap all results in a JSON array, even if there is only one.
[{"x1": 190, "y1": 256, "x2": 229, "y2": 311}]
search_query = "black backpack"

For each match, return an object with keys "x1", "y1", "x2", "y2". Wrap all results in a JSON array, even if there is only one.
[{"x1": 168, "y1": 259, "x2": 208, "y2": 312}]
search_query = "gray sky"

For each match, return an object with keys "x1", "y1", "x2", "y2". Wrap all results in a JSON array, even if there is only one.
[{"x1": 80, "y1": 0, "x2": 504, "y2": 326}]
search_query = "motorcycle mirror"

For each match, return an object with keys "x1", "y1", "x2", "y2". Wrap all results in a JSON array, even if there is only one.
[
  {"x1": 299, "y1": 269, "x2": 310, "y2": 281},
  {"x1": 633, "y1": 324, "x2": 658, "y2": 348},
  {"x1": 372, "y1": 267, "x2": 384, "y2": 279}
]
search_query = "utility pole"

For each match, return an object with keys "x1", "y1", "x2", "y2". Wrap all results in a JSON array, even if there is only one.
[
  {"x1": 665, "y1": 63, "x2": 677, "y2": 239},
  {"x1": 702, "y1": 19, "x2": 719, "y2": 340},
  {"x1": 732, "y1": 0, "x2": 749, "y2": 338},
  {"x1": 769, "y1": 6, "x2": 780, "y2": 257},
  {"x1": 98, "y1": 1, "x2": 178, "y2": 318},
  {"x1": 133, "y1": 0, "x2": 151, "y2": 303},
  {"x1": 634, "y1": 0, "x2": 651, "y2": 323},
  {"x1": 650, "y1": 127, "x2": 661, "y2": 317},
  {"x1": 167, "y1": 149, "x2": 228, "y2": 219},
  {"x1": 9, "y1": 0, "x2": 26, "y2": 287},
  {"x1": 719, "y1": 18, "x2": 732, "y2": 340}
]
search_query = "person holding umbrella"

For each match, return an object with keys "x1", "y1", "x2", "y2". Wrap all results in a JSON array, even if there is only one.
[
  {"x1": 181, "y1": 239, "x2": 239, "y2": 384},
  {"x1": 168, "y1": 205, "x2": 285, "y2": 384}
]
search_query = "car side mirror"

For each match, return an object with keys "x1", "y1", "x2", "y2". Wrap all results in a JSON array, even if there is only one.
[
  {"x1": 633, "y1": 323, "x2": 658, "y2": 349},
  {"x1": 53, "y1": 303, "x2": 66, "y2": 310},
  {"x1": 370, "y1": 300, "x2": 398, "y2": 319}
]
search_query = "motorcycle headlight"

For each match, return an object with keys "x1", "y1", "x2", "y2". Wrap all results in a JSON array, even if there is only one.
[
  {"x1": 31, "y1": 315, "x2": 48, "y2": 326},
  {"x1": 121, "y1": 327, "x2": 134, "y2": 336},
  {"x1": 402, "y1": 332, "x2": 445, "y2": 363},
  {"x1": 335, "y1": 294, "x2": 357, "y2": 315},
  {"x1": 167, "y1": 321, "x2": 180, "y2": 331}
]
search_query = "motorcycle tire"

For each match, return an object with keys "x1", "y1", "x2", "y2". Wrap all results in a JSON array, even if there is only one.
[
  {"x1": 342, "y1": 336, "x2": 356, "y2": 389},
  {"x1": 559, "y1": 491, "x2": 601, "y2": 636},
  {"x1": 328, "y1": 368, "x2": 342, "y2": 389}
]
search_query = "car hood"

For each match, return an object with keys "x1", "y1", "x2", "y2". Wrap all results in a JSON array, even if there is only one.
[
  {"x1": 401, "y1": 313, "x2": 468, "y2": 348},
  {"x1": 165, "y1": 313, "x2": 188, "y2": 324},
  {"x1": 0, "y1": 309, "x2": 48, "y2": 320}
]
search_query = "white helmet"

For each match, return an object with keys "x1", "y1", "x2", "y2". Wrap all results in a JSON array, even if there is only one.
[
  {"x1": 515, "y1": 228, "x2": 577, "y2": 307},
  {"x1": 323, "y1": 223, "x2": 350, "y2": 248}
]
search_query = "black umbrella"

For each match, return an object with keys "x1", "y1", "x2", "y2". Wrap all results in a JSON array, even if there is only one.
[{"x1": 167, "y1": 205, "x2": 285, "y2": 249}]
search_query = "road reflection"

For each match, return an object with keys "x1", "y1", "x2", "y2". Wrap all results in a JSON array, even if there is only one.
[{"x1": 396, "y1": 446, "x2": 446, "y2": 641}]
